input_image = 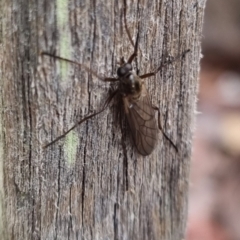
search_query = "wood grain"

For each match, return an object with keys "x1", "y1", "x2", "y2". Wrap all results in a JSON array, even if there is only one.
[{"x1": 0, "y1": 0, "x2": 206, "y2": 239}]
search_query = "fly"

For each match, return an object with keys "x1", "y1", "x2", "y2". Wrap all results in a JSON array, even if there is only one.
[{"x1": 41, "y1": 0, "x2": 189, "y2": 155}]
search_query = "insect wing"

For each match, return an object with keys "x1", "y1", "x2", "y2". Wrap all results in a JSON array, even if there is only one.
[{"x1": 124, "y1": 84, "x2": 158, "y2": 155}]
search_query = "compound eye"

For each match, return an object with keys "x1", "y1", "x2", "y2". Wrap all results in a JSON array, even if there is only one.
[
  {"x1": 117, "y1": 67, "x2": 126, "y2": 77},
  {"x1": 117, "y1": 63, "x2": 132, "y2": 77},
  {"x1": 125, "y1": 63, "x2": 132, "y2": 71}
]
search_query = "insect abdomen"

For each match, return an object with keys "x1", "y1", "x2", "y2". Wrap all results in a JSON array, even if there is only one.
[{"x1": 123, "y1": 85, "x2": 158, "y2": 156}]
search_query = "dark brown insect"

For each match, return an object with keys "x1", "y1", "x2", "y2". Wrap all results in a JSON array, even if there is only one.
[{"x1": 42, "y1": 1, "x2": 188, "y2": 155}]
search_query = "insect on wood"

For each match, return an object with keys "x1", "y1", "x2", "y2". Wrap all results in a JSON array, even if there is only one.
[{"x1": 42, "y1": 0, "x2": 188, "y2": 156}]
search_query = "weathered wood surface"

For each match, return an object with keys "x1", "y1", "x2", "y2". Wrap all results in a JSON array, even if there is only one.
[{"x1": 0, "y1": 0, "x2": 205, "y2": 239}]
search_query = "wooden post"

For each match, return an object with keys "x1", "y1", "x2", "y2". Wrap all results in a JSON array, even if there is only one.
[{"x1": 0, "y1": 0, "x2": 206, "y2": 239}]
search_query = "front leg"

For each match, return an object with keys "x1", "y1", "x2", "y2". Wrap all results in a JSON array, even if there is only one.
[{"x1": 41, "y1": 52, "x2": 119, "y2": 82}]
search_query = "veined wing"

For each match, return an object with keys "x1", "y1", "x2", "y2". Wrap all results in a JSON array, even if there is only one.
[{"x1": 123, "y1": 84, "x2": 158, "y2": 156}]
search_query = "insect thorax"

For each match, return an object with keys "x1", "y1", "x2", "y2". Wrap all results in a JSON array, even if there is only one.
[
  {"x1": 117, "y1": 62, "x2": 142, "y2": 97},
  {"x1": 119, "y1": 73, "x2": 142, "y2": 97}
]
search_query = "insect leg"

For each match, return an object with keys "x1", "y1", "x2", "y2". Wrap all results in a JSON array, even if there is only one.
[
  {"x1": 139, "y1": 49, "x2": 190, "y2": 79},
  {"x1": 152, "y1": 105, "x2": 178, "y2": 152},
  {"x1": 43, "y1": 89, "x2": 118, "y2": 149},
  {"x1": 122, "y1": 0, "x2": 140, "y2": 64},
  {"x1": 127, "y1": 30, "x2": 139, "y2": 64},
  {"x1": 123, "y1": 0, "x2": 134, "y2": 48},
  {"x1": 41, "y1": 52, "x2": 118, "y2": 82}
]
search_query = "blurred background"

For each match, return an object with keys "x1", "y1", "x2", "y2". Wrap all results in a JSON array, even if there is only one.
[{"x1": 186, "y1": 0, "x2": 240, "y2": 239}]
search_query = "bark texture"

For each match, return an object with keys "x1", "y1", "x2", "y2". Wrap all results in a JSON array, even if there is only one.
[{"x1": 0, "y1": 0, "x2": 206, "y2": 239}]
